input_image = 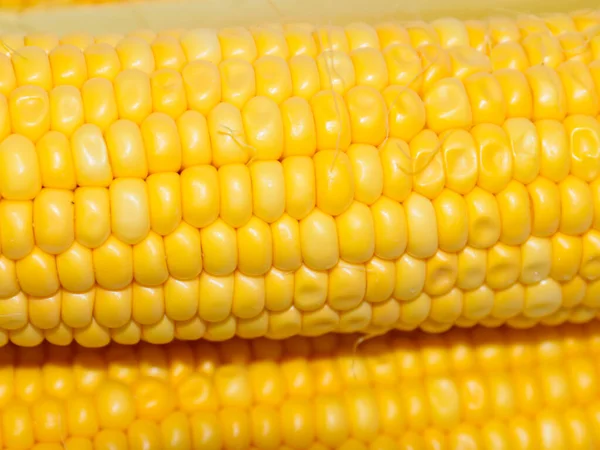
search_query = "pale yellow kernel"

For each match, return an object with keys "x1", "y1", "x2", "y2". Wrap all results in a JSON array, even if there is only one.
[
  {"x1": 182, "y1": 61, "x2": 221, "y2": 116},
  {"x1": 404, "y1": 192, "x2": 438, "y2": 259},
  {"x1": 84, "y1": 43, "x2": 121, "y2": 80},
  {"x1": 50, "y1": 44, "x2": 87, "y2": 88},
  {"x1": 219, "y1": 58, "x2": 256, "y2": 109},
  {"x1": 526, "y1": 65, "x2": 567, "y2": 121},
  {"x1": 465, "y1": 187, "x2": 501, "y2": 249},
  {"x1": 151, "y1": 69, "x2": 187, "y2": 119},
  {"x1": 394, "y1": 254, "x2": 426, "y2": 301},
  {"x1": 180, "y1": 29, "x2": 222, "y2": 64},
  {"x1": 423, "y1": 77, "x2": 472, "y2": 133},
  {"x1": 254, "y1": 56, "x2": 292, "y2": 105},
  {"x1": 564, "y1": 115, "x2": 600, "y2": 182},
  {"x1": 537, "y1": 119, "x2": 570, "y2": 183},
  {"x1": 81, "y1": 78, "x2": 119, "y2": 133}
]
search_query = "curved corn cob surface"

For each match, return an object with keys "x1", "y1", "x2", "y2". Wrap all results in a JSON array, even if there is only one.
[
  {"x1": 3, "y1": 12, "x2": 600, "y2": 347},
  {"x1": 0, "y1": 323, "x2": 596, "y2": 449}
]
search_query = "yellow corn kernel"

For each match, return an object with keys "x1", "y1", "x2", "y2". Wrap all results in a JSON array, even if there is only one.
[
  {"x1": 177, "y1": 111, "x2": 211, "y2": 168},
  {"x1": 57, "y1": 243, "x2": 95, "y2": 293},
  {"x1": 12, "y1": 46, "x2": 52, "y2": 91},
  {"x1": 114, "y1": 69, "x2": 152, "y2": 125},
  {"x1": 557, "y1": 61, "x2": 598, "y2": 116},
  {"x1": 92, "y1": 236, "x2": 133, "y2": 290},
  {"x1": 131, "y1": 284, "x2": 164, "y2": 325},
  {"x1": 116, "y1": 37, "x2": 155, "y2": 74},
  {"x1": 537, "y1": 119, "x2": 570, "y2": 182},
  {"x1": 551, "y1": 234, "x2": 583, "y2": 282},
  {"x1": 200, "y1": 219, "x2": 237, "y2": 277},
  {"x1": 271, "y1": 214, "x2": 302, "y2": 272},
  {"x1": 74, "y1": 187, "x2": 110, "y2": 249},
  {"x1": 218, "y1": 164, "x2": 252, "y2": 228},
  {"x1": 164, "y1": 222, "x2": 203, "y2": 280},
  {"x1": 404, "y1": 192, "x2": 438, "y2": 259},
  {"x1": 237, "y1": 216, "x2": 273, "y2": 276},
  {"x1": 109, "y1": 178, "x2": 150, "y2": 246},
  {"x1": 242, "y1": 96, "x2": 284, "y2": 160},
  {"x1": 49, "y1": 86, "x2": 84, "y2": 139},
  {"x1": 150, "y1": 69, "x2": 187, "y2": 119},
  {"x1": 317, "y1": 50, "x2": 355, "y2": 95},
  {"x1": 152, "y1": 35, "x2": 186, "y2": 71},
  {"x1": 0, "y1": 54, "x2": 16, "y2": 97},
  {"x1": 0, "y1": 200, "x2": 35, "y2": 260},
  {"x1": 251, "y1": 25, "x2": 289, "y2": 60},
  {"x1": 84, "y1": 43, "x2": 121, "y2": 80},
  {"x1": 346, "y1": 144, "x2": 383, "y2": 205},
  {"x1": 408, "y1": 130, "x2": 445, "y2": 200},
  {"x1": 0, "y1": 256, "x2": 19, "y2": 299},
  {"x1": 487, "y1": 243, "x2": 521, "y2": 290},
  {"x1": 526, "y1": 65, "x2": 567, "y2": 121},
  {"x1": 0, "y1": 134, "x2": 41, "y2": 201},
  {"x1": 528, "y1": 176, "x2": 560, "y2": 237},
  {"x1": 179, "y1": 28, "x2": 221, "y2": 65},
  {"x1": 494, "y1": 69, "x2": 533, "y2": 119},
  {"x1": 16, "y1": 247, "x2": 59, "y2": 297},
  {"x1": 472, "y1": 123, "x2": 512, "y2": 194},
  {"x1": 491, "y1": 42, "x2": 530, "y2": 71},
  {"x1": 182, "y1": 61, "x2": 221, "y2": 116},
  {"x1": 147, "y1": 173, "x2": 182, "y2": 236},
  {"x1": 377, "y1": 139, "x2": 411, "y2": 203},
  {"x1": 284, "y1": 23, "x2": 317, "y2": 58},
  {"x1": 164, "y1": 278, "x2": 198, "y2": 322},
  {"x1": 71, "y1": 124, "x2": 113, "y2": 188},
  {"x1": 9, "y1": 85, "x2": 50, "y2": 144},
  {"x1": 49, "y1": 44, "x2": 87, "y2": 89},
  {"x1": 314, "y1": 150, "x2": 354, "y2": 217},
  {"x1": 208, "y1": 102, "x2": 250, "y2": 167},
  {"x1": 370, "y1": 195, "x2": 407, "y2": 260},
  {"x1": 424, "y1": 77, "x2": 472, "y2": 133},
  {"x1": 394, "y1": 254, "x2": 426, "y2": 302},
  {"x1": 287, "y1": 54, "x2": 319, "y2": 100},
  {"x1": 336, "y1": 201, "x2": 375, "y2": 264},
  {"x1": 104, "y1": 120, "x2": 148, "y2": 179},
  {"x1": 141, "y1": 113, "x2": 182, "y2": 174},
  {"x1": 465, "y1": 187, "x2": 501, "y2": 249},
  {"x1": 497, "y1": 180, "x2": 531, "y2": 246},
  {"x1": 564, "y1": 115, "x2": 600, "y2": 182},
  {"x1": 300, "y1": 209, "x2": 339, "y2": 271},
  {"x1": 33, "y1": 188, "x2": 74, "y2": 255},
  {"x1": 181, "y1": 165, "x2": 219, "y2": 229},
  {"x1": 219, "y1": 58, "x2": 256, "y2": 109},
  {"x1": 504, "y1": 118, "x2": 540, "y2": 185},
  {"x1": 218, "y1": 26, "x2": 257, "y2": 62},
  {"x1": 280, "y1": 97, "x2": 317, "y2": 158},
  {"x1": 311, "y1": 90, "x2": 351, "y2": 152},
  {"x1": 559, "y1": 175, "x2": 593, "y2": 236},
  {"x1": 0, "y1": 95, "x2": 9, "y2": 143},
  {"x1": 433, "y1": 189, "x2": 468, "y2": 253},
  {"x1": 254, "y1": 56, "x2": 292, "y2": 105},
  {"x1": 346, "y1": 86, "x2": 387, "y2": 147}
]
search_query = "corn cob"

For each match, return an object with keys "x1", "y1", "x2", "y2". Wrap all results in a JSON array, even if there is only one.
[
  {"x1": 0, "y1": 322, "x2": 595, "y2": 449},
  {"x1": 3, "y1": 14, "x2": 600, "y2": 346}
]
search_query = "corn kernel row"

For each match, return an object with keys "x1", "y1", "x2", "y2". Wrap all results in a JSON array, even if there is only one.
[
  {"x1": 4, "y1": 62, "x2": 600, "y2": 187},
  {"x1": 3, "y1": 9, "x2": 600, "y2": 63},
  {"x1": 2, "y1": 13, "x2": 600, "y2": 103},
  {"x1": 0, "y1": 323, "x2": 598, "y2": 449}
]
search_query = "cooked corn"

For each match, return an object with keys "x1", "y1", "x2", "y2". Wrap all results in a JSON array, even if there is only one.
[
  {"x1": 2, "y1": 14, "x2": 600, "y2": 346},
  {"x1": 0, "y1": 323, "x2": 596, "y2": 449}
]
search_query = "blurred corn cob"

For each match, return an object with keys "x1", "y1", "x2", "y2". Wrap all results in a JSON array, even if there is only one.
[
  {"x1": 0, "y1": 323, "x2": 597, "y2": 449},
  {"x1": 1, "y1": 12, "x2": 600, "y2": 347}
]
